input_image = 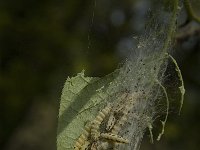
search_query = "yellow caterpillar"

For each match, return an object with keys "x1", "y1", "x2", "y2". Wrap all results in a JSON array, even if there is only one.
[
  {"x1": 91, "y1": 104, "x2": 111, "y2": 140},
  {"x1": 106, "y1": 93, "x2": 128, "y2": 131},
  {"x1": 94, "y1": 133, "x2": 129, "y2": 150},
  {"x1": 74, "y1": 124, "x2": 91, "y2": 150},
  {"x1": 111, "y1": 92, "x2": 140, "y2": 134},
  {"x1": 101, "y1": 133, "x2": 129, "y2": 144},
  {"x1": 74, "y1": 104, "x2": 111, "y2": 149}
]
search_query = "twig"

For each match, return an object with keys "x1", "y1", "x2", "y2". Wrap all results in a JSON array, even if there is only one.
[{"x1": 184, "y1": 0, "x2": 200, "y2": 24}]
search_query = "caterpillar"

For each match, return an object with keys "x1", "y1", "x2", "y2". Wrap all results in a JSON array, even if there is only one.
[
  {"x1": 111, "y1": 92, "x2": 140, "y2": 134},
  {"x1": 93, "y1": 133, "x2": 129, "y2": 150},
  {"x1": 108, "y1": 92, "x2": 141, "y2": 149},
  {"x1": 100, "y1": 133, "x2": 129, "y2": 144},
  {"x1": 74, "y1": 92, "x2": 139, "y2": 149},
  {"x1": 96, "y1": 142, "x2": 110, "y2": 150},
  {"x1": 97, "y1": 92, "x2": 139, "y2": 149},
  {"x1": 89, "y1": 102, "x2": 129, "y2": 149},
  {"x1": 91, "y1": 103, "x2": 112, "y2": 140},
  {"x1": 106, "y1": 113, "x2": 116, "y2": 131},
  {"x1": 106, "y1": 92, "x2": 128, "y2": 131},
  {"x1": 80, "y1": 141, "x2": 90, "y2": 150},
  {"x1": 74, "y1": 103, "x2": 111, "y2": 149},
  {"x1": 74, "y1": 124, "x2": 91, "y2": 150}
]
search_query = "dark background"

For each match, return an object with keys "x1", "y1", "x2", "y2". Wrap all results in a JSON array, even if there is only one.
[{"x1": 0, "y1": 0, "x2": 200, "y2": 150}]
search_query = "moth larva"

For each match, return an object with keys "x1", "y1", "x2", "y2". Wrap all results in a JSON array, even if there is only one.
[
  {"x1": 74, "y1": 124, "x2": 91, "y2": 150},
  {"x1": 90, "y1": 142, "x2": 98, "y2": 150},
  {"x1": 111, "y1": 111, "x2": 129, "y2": 135},
  {"x1": 111, "y1": 92, "x2": 140, "y2": 134},
  {"x1": 106, "y1": 92, "x2": 128, "y2": 131},
  {"x1": 91, "y1": 104, "x2": 111, "y2": 140},
  {"x1": 100, "y1": 133, "x2": 129, "y2": 144},
  {"x1": 96, "y1": 142, "x2": 110, "y2": 150},
  {"x1": 114, "y1": 92, "x2": 129, "y2": 112},
  {"x1": 106, "y1": 113, "x2": 116, "y2": 131},
  {"x1": 108, "y1": 93, "x2": 139, "y2": 149},
  {"x1": 80, "y1": 141, "x2": 90, "y2": 150}
]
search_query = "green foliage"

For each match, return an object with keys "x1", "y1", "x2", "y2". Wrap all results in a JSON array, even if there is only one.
[{"x1": 57, "y1": 70, "x2": 118, "y2": 149}]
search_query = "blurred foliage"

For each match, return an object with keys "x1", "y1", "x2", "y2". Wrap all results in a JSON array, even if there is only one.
[{"x1": 0, "y1": 0, "x2": 200, "y2": 150}]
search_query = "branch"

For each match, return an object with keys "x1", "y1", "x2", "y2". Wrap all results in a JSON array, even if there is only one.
[{"x1": 184, "y1": 0, "x2": 200, "y2": 24}]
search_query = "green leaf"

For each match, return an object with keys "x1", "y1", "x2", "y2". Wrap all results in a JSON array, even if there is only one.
[{"x1": 57, "y1": 70, "x2": 118, "y2": 150}]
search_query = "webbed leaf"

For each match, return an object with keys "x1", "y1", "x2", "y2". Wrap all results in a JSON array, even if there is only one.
[
  {"x1": 57, "y1": 70, "x2": 118, "y2": 150},
  {"x1": 57, "y1": 0, "x2": 185, "y2": 149}
]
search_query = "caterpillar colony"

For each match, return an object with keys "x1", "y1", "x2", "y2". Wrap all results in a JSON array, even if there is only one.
[{"x1": 73, "y1": 92, "x2": 142, "y2": 150}]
